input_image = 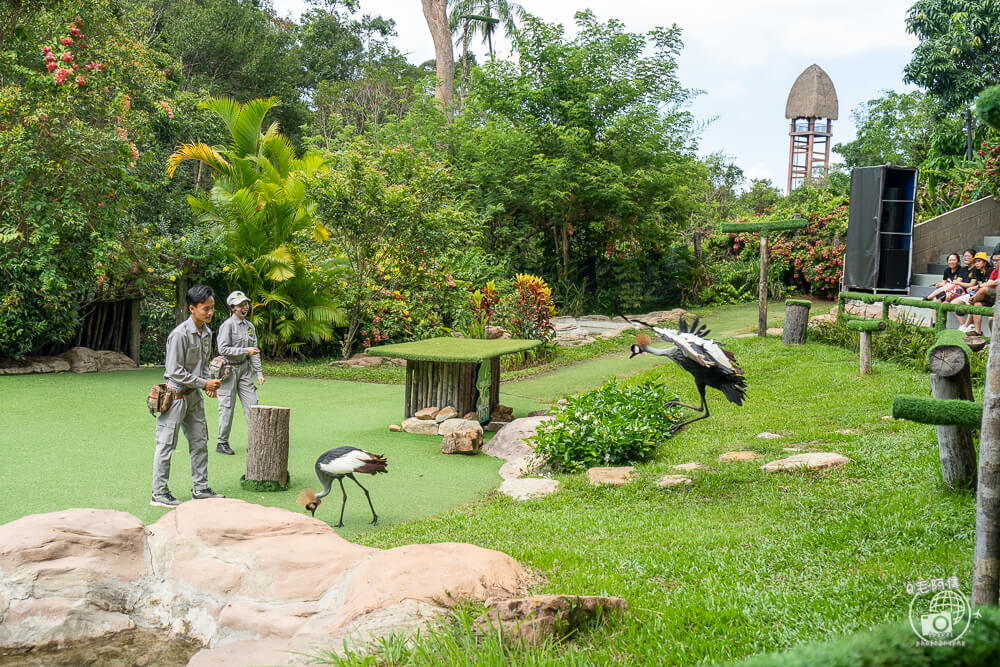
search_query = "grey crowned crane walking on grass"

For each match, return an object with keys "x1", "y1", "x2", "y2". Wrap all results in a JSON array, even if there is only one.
[
  {"x1": 296, "y1": 447, "x2": 388, "y2": 527},
  {"x1": 626, "y1": 317, "x2": 747, "y2": 432}
]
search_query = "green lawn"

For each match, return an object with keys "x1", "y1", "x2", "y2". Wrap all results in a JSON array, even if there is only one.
[{"x1": 0, "y1": 309, "x2": 981, "y2": 664}]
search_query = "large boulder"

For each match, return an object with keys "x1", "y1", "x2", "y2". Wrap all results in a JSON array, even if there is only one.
[
  {"x1": 0, "y1": 500, "x2": 530, "y2": 664},
  {"x1": 482, "y1": 416, "x2": 553, "y2": 463},
  {"x1": 401, "y1": 417, "x2": 440, "y2": 435}
]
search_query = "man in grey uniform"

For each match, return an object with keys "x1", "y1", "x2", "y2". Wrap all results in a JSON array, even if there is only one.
[
  {"x1": 215, "y1": 290, "x2": 264, "y2": 455},
  {"x1": 151, "y1": 284, "x2": 226, "y2": 507}
]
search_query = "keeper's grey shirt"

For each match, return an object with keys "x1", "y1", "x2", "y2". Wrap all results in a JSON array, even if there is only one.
[
  {"x1": 164, "y1": 317, "x2": 212, "y2": 391},
  {"x1": 217, "y1": 314, "x2": 263, "y2": 376}
]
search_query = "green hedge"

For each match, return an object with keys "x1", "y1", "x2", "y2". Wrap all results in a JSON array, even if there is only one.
[{"x1": 734, "y1": 604, "x2": 1000, "y2": 666}]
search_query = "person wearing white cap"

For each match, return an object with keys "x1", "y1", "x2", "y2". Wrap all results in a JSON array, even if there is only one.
[{"x1": 215, "y1": 290, "x2": 264, "y2": 455}]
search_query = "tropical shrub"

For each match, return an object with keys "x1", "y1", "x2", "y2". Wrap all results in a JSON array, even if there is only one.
[
  {"x1": 309, "y1": 140, "x2": 479, "y2": 357},
  {"x1": 356, "y1": 252, "x2": 465, "y2": 350},
  {"x1": 501, "y1": 273, "x2": 556, "y2": 343},
  {"x1": 529, "y1": 377, "x2": 681, "y2": 472},
  {"x1": 168, "y1": 96, "x2": 345, "y2": 357},
  {"x1": 0, "y1": 1, "x2": 170, "y2": 357}
]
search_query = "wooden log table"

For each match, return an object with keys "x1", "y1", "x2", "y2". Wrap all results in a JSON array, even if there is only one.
[{"x1": 365, "y1": 337, "x2": 541, "y2": 422}]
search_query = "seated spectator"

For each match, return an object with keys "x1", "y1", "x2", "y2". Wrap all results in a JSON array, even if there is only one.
[
  {"x1": 924, "y1": 252, "x2": 967, "y2": 301},
  {"x1": 967, "y1": 251, "x2": 1000, "y2": 336},
  {"x1": 953, "y1": 252, "x2": 990, "y2": 329}
]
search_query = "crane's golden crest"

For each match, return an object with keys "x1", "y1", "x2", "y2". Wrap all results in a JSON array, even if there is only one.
[
  {"x1": 296, "y1": 488, "x2": 316, "y2": 506},
  {"x1": 635, "y1": 333, "x2": 651, "y2": 346}
]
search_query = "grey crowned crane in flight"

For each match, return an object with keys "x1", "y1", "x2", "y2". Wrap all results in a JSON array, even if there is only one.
[
  {"x1": 296, "y1": 447, "x2": 388, "y2": 527},
  {"x1": 626, "y1": 317, "x2": 746, "y2": 432}
]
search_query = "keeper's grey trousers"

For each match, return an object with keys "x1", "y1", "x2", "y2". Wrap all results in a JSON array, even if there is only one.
[
  {"x1": 152, "y1": 391, "x2": 209, "y2": 495},
  {"x1": 217, "y1": 361, "x2": 258, "y2": 447}
]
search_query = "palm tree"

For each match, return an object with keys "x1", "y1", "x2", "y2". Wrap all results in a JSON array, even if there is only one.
[
  {"x1": 168, "y1": 97, "x2": 345, "y2": 357},
  {"x1": 448, "y1": 0, "x2": 525, "y2": 60}
]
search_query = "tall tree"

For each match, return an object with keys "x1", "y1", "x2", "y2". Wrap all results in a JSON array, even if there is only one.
[
  {"x1": 834, "y1": 90, "x2": 944, "y2": 168},
  {"x1": 904, "y1": 0, "x2": 1000, "y2": 111},
  {"x1": 421, "y1": 0, "x2": 453, "y2": 118}
]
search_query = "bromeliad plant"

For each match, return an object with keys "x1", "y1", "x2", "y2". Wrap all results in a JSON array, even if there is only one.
[
  {"x1": 168, "y1": 96, "x2": 345, "y2": 357},
  {"x1": 529, "y1": 376, "x2": 681, "y2": 472}
]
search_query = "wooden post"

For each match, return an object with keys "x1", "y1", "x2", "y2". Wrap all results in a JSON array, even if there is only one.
[
  {"x1": 859, "y1": 331, "x2": 872, "y2": 375},
  {"x1": 758, "y1": 234, "x2": 768, "y2": 337},
  {"x1": 404, "y1": 362, "x2": 413, "y2": 419},
  {"x1": 245, "y1": 405, "x2": 290, "y2": 490},
  {"x1": 782, "y1": 299, "x2": 811, "y2": 344},
  {"x1": 720, "y1": 219, "x2": 807, "y2": 338},
  {"x1": 929, "y1": 344, "x2": 977, "y2": 490},
  {"x1": 846, "y1": 319, "x2": 885, "y2": 375},
  {"x1": 974, "y1": 304, "x2": 1000, "y2": 605}
]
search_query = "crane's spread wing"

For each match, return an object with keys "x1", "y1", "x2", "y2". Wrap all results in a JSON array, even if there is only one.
[{"x1": 653, "y1": 325, "x2": 742, "y2": 374}]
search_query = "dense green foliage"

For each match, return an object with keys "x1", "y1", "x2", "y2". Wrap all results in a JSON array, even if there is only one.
[
  {"x1": 0, "y1": 0, "x2": 170, "y2": 357},
  {"x1": 834, "y1": 90, "x2": 943, "y2": 169},
  {"x1": 529, "y1": 376, "x2": 680, "y2": 471},
  {"x1": 904, "y1": 0, "x2": 1000, "y2": 111}
]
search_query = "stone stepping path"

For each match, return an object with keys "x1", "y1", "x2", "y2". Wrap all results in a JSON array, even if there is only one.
[
  {"x1": 761, "y1": 452, "x2": 850, "y2": 473},
  {"x1": 477, "y1": 415, "x2": 851, "y2": 501}
]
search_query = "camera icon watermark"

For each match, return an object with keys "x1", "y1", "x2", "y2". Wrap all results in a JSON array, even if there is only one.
[{"x1": 906, "y1": 575, "x2": 972, "y2": 646}]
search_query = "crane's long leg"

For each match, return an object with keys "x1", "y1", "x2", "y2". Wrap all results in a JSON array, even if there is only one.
[
  {"x1": 348, "y1": 473, "x2": 378, "y2": 525},
  {"x1": 335, "y1": 477, "x2": 348, "y2": 528},
  {"x1": 668, "y1": 385, "x2": 709, "y2": 433}
]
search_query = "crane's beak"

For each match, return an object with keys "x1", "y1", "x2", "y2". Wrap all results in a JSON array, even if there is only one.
[{"x1": 629, "y1": 345, "x2": 643, "y2": 359}]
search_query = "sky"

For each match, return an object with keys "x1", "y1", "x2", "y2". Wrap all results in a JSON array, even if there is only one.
[{"x1": 272, "y1": 0, "x2": 920, "y2": 193}]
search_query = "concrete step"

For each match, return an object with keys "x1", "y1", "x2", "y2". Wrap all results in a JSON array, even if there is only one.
[
  {"x1": 909, "y1": 284, "x2": 934, "y2": 297},
  {"x1": 927, "y1": 263, "x2": 946, "y2": 275},
  {"x1": 911, "y1": 273, "x2": 940, "y2": 286},
  {"x1": 984, "y1": 235, "x2": 1000, "y2": 249}
]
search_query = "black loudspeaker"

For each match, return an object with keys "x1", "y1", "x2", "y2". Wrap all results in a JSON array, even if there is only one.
[{"x1": 877, "y1": 248, "x2": 909, "y2": 289}]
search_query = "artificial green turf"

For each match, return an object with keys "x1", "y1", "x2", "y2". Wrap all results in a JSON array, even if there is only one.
[{"x1": 0, "y1": 370, "x2": 512, "y2": 540}]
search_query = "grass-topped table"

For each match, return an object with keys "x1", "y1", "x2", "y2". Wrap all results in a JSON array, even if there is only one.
[{"x1": 366, "y1": 337, "x2": 541, "y2": 421}]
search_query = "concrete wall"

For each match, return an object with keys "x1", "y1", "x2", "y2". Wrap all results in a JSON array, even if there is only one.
[{"x1": 911, "y1": 196, "x2": 1000, "y2": 274}]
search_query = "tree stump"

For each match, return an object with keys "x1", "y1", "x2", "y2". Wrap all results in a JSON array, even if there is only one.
[
  {"x1": 928, "y1": 344, "x2": 977, "y2": 490},
  {"x1": 244, "y1": 405, "x2": 290, "y2": 491},
  {"x1": 782, "y1": 299, "x2": 811, "y2": 344}
]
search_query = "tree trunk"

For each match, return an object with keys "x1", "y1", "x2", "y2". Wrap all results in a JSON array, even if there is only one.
[
  {"x1": 758, "y1": 235, "x2": 768, "y2": 337},
  {"x1": 128, "y1": 299, "x2": 141, "y2": 363},
  {"x1": 782, "y1": 303, "x2": 810, "y2": 344},
  {"x1": 974, "y1": 303, "x2": 1000, "y2": 605},
  {"x1": 246, "y1": 405, "x2": 290, "y2": 487},
  {"x1": 421, "y1": 0, "x2": 453, "y2": 120},
  {"x1": 859, "y1": 331, "x2": 872, "y2": 375}
]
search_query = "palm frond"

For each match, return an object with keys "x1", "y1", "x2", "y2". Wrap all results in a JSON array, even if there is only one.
[
  {"x1": 167, "y1": 141, "x2": 231, "y2": 178},
  {"x1": 232, "y1": 97, "x2": 281, "y2": 158}
]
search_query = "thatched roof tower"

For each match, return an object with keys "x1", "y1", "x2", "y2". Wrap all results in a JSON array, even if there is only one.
[
  {"x1": 786, "y1": 64, "x2": 838, "y2": 193},
  {"x1": 785, "y1": 64, "x2": 839, "y2": 120}
]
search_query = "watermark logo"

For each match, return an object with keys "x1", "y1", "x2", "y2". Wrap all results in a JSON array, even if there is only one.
[{"x1": 906, "y1": 576, "x2": 971, "y2": 645}]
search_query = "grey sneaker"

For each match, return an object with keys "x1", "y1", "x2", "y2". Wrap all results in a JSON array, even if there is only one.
[
  {"x1": 150, "y1": 492, "x2": 181, "y2": 508},
  {"x1": 216, "y1": 442, "x2": 235, "y2": 455},
  {"x1": 192, "y1": 487, "x2": 225, "y2": 500}
]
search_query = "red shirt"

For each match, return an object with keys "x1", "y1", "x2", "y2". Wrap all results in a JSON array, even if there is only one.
[{"x1": 991, "y1": 268, "x2": 999, "y2": 282}]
